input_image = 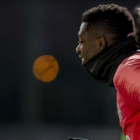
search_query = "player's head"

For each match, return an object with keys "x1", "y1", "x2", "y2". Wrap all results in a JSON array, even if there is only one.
[
  {"x1": 133, "y1": 6, "x2": 140, "y2": 46},
  {"x1": 76, "y1": 4, "x2": 135, "y2": 65}
]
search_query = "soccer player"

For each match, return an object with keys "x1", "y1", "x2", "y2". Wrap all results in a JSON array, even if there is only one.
[
  {"x1": 133, "y1": 6, "x2": 140, "y2": 46},
  {"x1": 71, "y1": 4, "x2": 140, "y2": 140}
]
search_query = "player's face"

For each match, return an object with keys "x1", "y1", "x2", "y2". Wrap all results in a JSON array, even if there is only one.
[{"x1": 76, "y1": 22, "x2": 100, "y2": 65}]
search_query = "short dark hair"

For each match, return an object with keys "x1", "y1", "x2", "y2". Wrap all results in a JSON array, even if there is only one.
[{"x1": 82, "y1": 4, "x2": 135, "y2": 40}]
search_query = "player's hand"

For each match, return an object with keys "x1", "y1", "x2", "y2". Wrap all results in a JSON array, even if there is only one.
[{"x1": 69, "y1": 137, "x2": 89, "y2": 140}]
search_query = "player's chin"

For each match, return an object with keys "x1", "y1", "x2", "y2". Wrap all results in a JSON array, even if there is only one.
[{"x1": 81, "y1": 58, "x2": 85, "y2": 65}]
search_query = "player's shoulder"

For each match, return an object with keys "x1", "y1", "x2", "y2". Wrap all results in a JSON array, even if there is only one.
[
  {"x1": 114, "y1": 53, "x2": 140, "y2": 88},
  {"x1": 116, "y1": 53, "x2": 140, "y2": 75}
]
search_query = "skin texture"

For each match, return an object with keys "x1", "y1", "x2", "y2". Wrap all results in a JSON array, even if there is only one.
[{"x1": 76, "y1": 22, "x2": 107, "y2": 65}]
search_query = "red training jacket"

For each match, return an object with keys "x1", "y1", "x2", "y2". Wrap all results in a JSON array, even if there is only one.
[{"x1": 114, "y1": 53, "x2": 140, "y2": 140}]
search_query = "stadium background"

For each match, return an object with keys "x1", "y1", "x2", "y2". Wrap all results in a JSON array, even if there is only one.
[{"x1": 0, "y1": 0, "x2": 140, "y2": 140}]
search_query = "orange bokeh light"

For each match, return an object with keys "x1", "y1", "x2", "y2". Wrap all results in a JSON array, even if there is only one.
[{"x1": 33, "y1": 55, "x2": 59, "y2": 82}]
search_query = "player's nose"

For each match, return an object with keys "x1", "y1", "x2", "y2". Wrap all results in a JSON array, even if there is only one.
[{"x1": 76, "y1": 44, "x2": 81, "y2": 53}]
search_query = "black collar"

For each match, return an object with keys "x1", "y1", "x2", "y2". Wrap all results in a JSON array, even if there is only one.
[{"x1": 83, "y1": 37, "x2": 139, "y2": 87}]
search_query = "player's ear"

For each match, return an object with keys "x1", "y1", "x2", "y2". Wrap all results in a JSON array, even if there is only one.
[{"x1": 98, "y1": 36, "x2": 106, "y2": 51}]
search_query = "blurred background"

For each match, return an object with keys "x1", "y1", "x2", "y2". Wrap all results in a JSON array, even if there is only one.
[{"x1": 0, "y1": 0, "x2": 140, "y2": 140}]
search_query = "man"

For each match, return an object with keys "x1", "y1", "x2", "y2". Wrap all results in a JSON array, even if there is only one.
[
  {"x1": 133, "y1": 6, "x2": 140, "y2": 46},
  {"x1": 70, "y1": 4, "x2": 140, "y2": 140}
]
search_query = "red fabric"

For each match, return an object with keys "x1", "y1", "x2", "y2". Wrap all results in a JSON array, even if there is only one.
[{"x1": 114, "y1": 53, "x2": 140, "y2": 140}]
